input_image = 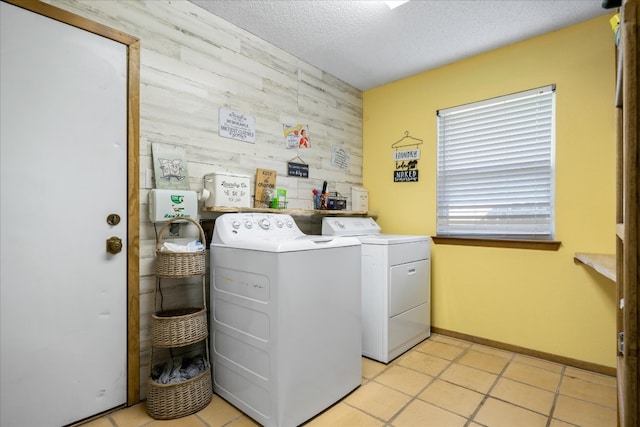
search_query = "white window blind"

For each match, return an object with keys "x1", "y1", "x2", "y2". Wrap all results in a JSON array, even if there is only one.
[{"x1": 436, "y1": 85, "x2": 556, "y2": 239}]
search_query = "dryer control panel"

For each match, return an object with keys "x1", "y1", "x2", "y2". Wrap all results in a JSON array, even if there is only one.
[{"x1": 322, "y1": 216, "x2": 381, "y2": 236}]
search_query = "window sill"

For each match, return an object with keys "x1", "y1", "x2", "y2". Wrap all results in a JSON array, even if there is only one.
[{"x1": 431, "y1": 236, "x2": 562, "y2": 251}]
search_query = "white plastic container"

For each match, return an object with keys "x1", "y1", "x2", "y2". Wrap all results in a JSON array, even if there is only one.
[
  {"x1": 148, "y1": 189, "x2": 199, "y2": 222},
  {"x1": 351, "y1": 187, "x2": 368, "y2": 212},
  {"x1": 204, "y1": 172, "x2": 251, "y2": 208}
]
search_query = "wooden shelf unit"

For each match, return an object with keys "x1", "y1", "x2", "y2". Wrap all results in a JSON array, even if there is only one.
[{"x1": 614, "y1": 1, "x2": 639, "y2": 425}]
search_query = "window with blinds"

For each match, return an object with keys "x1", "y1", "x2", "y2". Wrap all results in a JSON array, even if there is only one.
[{"x1": 436, "y1": 85, "x2": 556, "y2": 239}]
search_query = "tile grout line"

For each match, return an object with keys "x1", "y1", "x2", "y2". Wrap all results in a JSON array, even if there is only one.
[
  {"x1": 105, "y1": 414, "x2": 118, "y2": 427},
  {"x1": 555, "y1": 370, "x2": 619, "y2": 409},
  {"x1": 383, "y1": 337, "x2": 477, "y2": 426},
  {"x1": 547, "y1": 364, "x2": 567, "y2": 427},
  {"x1": 415, "y1": 337, "x2": 523, "y2": 426},
  {"x1": 217, "y1": 412, "x2": 251, "y2": 427},
  {"x1": 434, "y1": 338, "x2": 481, "y2": 427},
  {"x1": 471, "y1": 355, "x2": 574, "y2": 423},
  {"x1": 355, "y1": 335, "x2": 474, "y2": 426},
  {"x1": 195, "y1": 408, "x2": 213, "y2": 427},
  {"x1": 376, "y1": 349, "x2": 432, "y2": 427},
  {"x1": 340, "y1": 353, "x2": 420, "y2": 426},
  {"x1": 340, "y1": 356, "x2": 412, "y2": 426},
  {"x1": 463, "y1": 348, "x2": 517, "y2": 427}
]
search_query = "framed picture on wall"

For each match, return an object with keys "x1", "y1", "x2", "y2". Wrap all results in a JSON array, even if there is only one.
[
  {"x1": 151, "y1": 142, "x2": 190, "y2": 190},
  {"x1": 283, "y1": 124, "x2": 310, "y2": 149}
]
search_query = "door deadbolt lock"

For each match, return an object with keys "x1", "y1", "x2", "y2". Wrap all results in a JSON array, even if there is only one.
[
  {"x1": 106, "y1": 214, "x2": 121, "y2": 225},
  {"x1": 106, "y1": 236, "x2": 123, "y2": 254}
]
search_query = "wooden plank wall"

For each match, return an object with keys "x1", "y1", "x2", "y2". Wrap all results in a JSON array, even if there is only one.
[{"x1": 45, "y1": 0, "x2": 363, "y2": 399}]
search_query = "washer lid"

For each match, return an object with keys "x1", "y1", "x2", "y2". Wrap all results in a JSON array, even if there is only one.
[
  {"x1": 212, "y1": 235, "x2": 361, "y2": 252},
  {"x1": 357, "y1": 234, "x2": 431, "y2": 245}
]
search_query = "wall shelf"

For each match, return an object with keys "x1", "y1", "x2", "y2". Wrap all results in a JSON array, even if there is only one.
[
  {"x1": 201, "y1": 206, "x2": 375, "y2": 217},
  {"x1": 574, "y1": 253, "x2": 616, "y2": 282}
]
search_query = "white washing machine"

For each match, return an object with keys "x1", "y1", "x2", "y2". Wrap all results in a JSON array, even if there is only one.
[
  {"x1": 323, "y1": 217, "x2": 431, "y2": 363},
  {"x1": 211, "y1": 213, "x2": 362, "y2": 427}
]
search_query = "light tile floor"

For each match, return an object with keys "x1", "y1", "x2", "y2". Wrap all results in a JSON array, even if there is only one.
[{"x1": 81, "y1": 334, "x2": 617, "y2": 427}]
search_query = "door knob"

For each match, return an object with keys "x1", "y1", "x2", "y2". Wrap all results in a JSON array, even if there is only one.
[{"x1": 106, "y1": 236, "x2": 123, "y2": 254}]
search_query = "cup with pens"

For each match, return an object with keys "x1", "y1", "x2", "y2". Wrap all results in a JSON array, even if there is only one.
[{"x1": 313, "y1": 181, "x2": 329, "y2": 210}]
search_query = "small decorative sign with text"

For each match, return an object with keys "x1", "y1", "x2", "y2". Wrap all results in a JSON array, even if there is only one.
[
  {"x1": 391, "y1": 131, "x2": 423, "y2": 183},
  {"x1": 393, "y1": 149, "x2": 420, "y2": 182},
  {"x1": 219, "y1": 107, "x2": 256, "y2": 143},
  {"x1": 394, "y1": 169, "x2": 419, "y2": 182},
  {"x1": 331, "y1": 147, "x2": 350, "y2": 171},
  {"x1": 287, "y1": 162, "x2": 309, "y2": 178},
  {"x1": 255, "y1": 168, "x2": 277, "y2": 207}
]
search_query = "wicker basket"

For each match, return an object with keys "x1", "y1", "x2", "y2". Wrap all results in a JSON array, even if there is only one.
[
  {"x1": 151, "y1": 307, "x2": 208, "y2": 347},
  {"x1": 155, "y1": 217, "x2": 206, "y2": 278},
  {"x1": 146, "y1": 366, "x2": 212, "y2": 420}
]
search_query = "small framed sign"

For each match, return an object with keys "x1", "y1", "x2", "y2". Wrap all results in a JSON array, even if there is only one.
[
  {"x1": 219, "y1": 107, "x2": 256, "y2": 143},
  {"x1": 287, "y1": 161, "x2": 309, "y2": 178},
  {"x1": 255, "y1": 168, "x2": 277, "y2": 206},
  {"x1": 151, "y1": 142, "x2": 190, "y2": 190},
  {"x1": 331, "y1": 147, "x2": 350, "y2": 171}
]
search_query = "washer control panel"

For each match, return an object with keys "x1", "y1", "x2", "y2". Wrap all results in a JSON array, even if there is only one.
[{"x1": 213, "y1": 213, "x2": 302, "y2": 243}]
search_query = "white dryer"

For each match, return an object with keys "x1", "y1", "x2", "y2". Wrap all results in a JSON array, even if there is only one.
[
  {"x1": 323, "y1": 217, "x2": 431, "y2": 363},
  {"x1": 211, "y1": 213, "x2": 362, "y2": 427}
]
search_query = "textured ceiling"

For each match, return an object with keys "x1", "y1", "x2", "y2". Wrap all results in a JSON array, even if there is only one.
[{"x1": 189, "y1": 0, "x2": 612, "y2": 90}]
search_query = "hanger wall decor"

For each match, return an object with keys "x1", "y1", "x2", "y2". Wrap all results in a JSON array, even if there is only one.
[
  {"x1": 391, "y1": 131, "x2": 423, "y2": 149},
  {"x1": 287, "y1": 153, "x2": 309, "y2": 178},
  {"x1": 391, "y1": 131, "x2": 422, "y2": 183}
]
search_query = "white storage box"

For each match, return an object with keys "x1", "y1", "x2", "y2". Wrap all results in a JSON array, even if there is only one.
[
  {"x1": 148, "y1": 189, "x2": 199, "y2": 223},
  {"x1": 204, "y1": 172, "x2": 251, "y2": 208},
  {"x1": 351, "y1": 187, "x2": 368, "y2": 212}
]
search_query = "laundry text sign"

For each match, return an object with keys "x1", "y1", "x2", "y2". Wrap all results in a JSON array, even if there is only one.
[
  {"x1": 394, "y1": 170, "x2": 419, "y2": 182},
  {"x1": 394, "y1": 149, "x2": 420, "y2": 182},
  {"x1": 393, "y1": 149, "x2": 420, "y2": 161}
]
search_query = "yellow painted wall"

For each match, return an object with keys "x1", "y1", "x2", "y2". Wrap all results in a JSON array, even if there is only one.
[{"x1": 363, "y1": 15, "x2": 618, "y2": 368}]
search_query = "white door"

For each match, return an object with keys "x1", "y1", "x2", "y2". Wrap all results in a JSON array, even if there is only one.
[{"x1": 0, "y1": 2, "x2": 128, "y2": 426}]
